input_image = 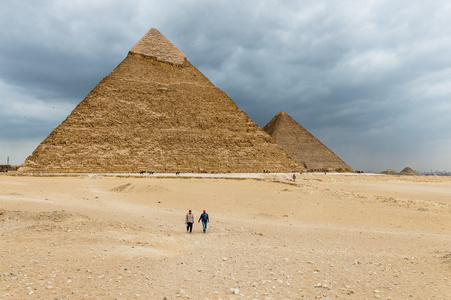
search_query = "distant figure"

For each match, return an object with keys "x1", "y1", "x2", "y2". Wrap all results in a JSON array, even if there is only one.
[
  {"x1": 198, "y1": 210, "x2": 209, "y2": 233},
  {"x1": 185, "y1": 210, "x2": 194, "y2": 233},
  {"x1": 292, "y1": 173, "x2": 296, "y2": 182}
]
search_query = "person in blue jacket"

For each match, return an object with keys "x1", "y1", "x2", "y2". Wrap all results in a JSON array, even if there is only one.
[{"x1": 198, "y1": 210, "x2": 209, "y2": 233}]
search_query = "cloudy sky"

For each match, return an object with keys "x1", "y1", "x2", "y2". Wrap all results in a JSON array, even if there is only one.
[{"x1": 1, "y1": 0, "x2": 451, "y2": 172}]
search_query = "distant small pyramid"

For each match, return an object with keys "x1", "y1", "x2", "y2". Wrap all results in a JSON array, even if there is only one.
[
  {"x1": 399, "y1": 167, "x2": 419, "y2": 176},
  {"x1": 381, "y1": 169, "x2": 398, "y2": 175},
  {"x1": 20, "y1": 29, "x2": 300, "y2": 173},
  {"x1": 263, "y1": 112, "x2": 353, "y2": 172}
]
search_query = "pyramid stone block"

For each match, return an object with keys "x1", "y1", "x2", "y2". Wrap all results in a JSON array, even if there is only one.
[
  {"x1": 20, "y1": 29, "x2": 300, "y2": 173},
  {"x1": 263, "y1": 112, "x2": 353, "y2": 172}
]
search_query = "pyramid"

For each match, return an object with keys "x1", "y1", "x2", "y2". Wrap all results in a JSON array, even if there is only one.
[
  {"x1": 399, "y1": 167, "x2": 419, "y2": 176},
  {"x1": 20, "y1": 29, "x2": 300, "y2": 173},
  {"x1": 262, "y1": 112, "x2": 353, "y2": 172},
  {"x1": 381, "y1": 169, "x2": 398, "y2": 175}
]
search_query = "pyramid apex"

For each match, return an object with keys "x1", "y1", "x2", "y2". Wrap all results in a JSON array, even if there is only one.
[
  {"x1": 130, "y1": 28, "x2": 187, "y2": 65},
  {"x1": 275, "y1": 111, "x2": 290, "y2": 118},
  {"x1": 273, "y1": 112, "x2": 296, "y2": 122}
]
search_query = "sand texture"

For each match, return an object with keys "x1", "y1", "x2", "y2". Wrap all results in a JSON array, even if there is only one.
[{"x1": 1, "y1": 173, "x2": 450, "y2": 299}]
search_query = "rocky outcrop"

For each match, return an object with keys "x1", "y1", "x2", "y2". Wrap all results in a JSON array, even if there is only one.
[
  {"x1": 20, "y1": 29, "x2": 300, "y2": 173},
  {"x1": 0, "y1": 165, "x2": 19, "y2": 172}
]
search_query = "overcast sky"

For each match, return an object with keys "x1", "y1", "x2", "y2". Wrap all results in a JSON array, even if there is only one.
[{"x1": 1, "y1": 0, "x2": 451, "y2": 172}]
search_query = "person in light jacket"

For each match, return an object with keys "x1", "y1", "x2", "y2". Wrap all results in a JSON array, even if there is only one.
[{"x1": 185, "y1": 210, "x2": 194, "y2": 233}]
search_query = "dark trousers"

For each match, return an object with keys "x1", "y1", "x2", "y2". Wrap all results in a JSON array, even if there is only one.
[{"x1": 186, "y1": 222, "x2": 193, "y2": 232}]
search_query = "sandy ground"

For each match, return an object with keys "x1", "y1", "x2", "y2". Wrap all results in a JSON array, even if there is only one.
[{"x1": 0, "y1": 172, "x2": 450, "y2": 299}]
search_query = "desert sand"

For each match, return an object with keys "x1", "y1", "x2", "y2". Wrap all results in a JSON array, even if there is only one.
[{"x1": 1, "y1": 172, "x2": 450, "y2": 299}]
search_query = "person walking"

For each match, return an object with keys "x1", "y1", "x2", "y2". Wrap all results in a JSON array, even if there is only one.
[
  {"x1": 198, "y1": 210, "x2": 209, "y2": 233},
  {"x1": 185, "y1": 210, "x2": 194, "y2": 233}
]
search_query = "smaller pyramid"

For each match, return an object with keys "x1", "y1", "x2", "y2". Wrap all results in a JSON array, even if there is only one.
[
  {"x1": 263, "y1": 112, "x2": 353, "y2": 172},
  {"x1": 399, "y1": 167, "x2": 419, "y2": 176},
  {"x1": 381, "y1": 169, "x2": 398, "y2": 175}
]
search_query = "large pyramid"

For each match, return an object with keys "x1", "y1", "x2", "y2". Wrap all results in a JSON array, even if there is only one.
[
  {"x1": 263, "y1": 112, "x2": 353, "y2": 172},
  {"x1": 20, "y1": 29, "x2": 300, "y2": 173}
]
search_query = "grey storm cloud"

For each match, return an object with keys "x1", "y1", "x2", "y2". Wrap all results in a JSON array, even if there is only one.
[{"x1": 1, "y1": 0, "x2": 451, "y2": 172}]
